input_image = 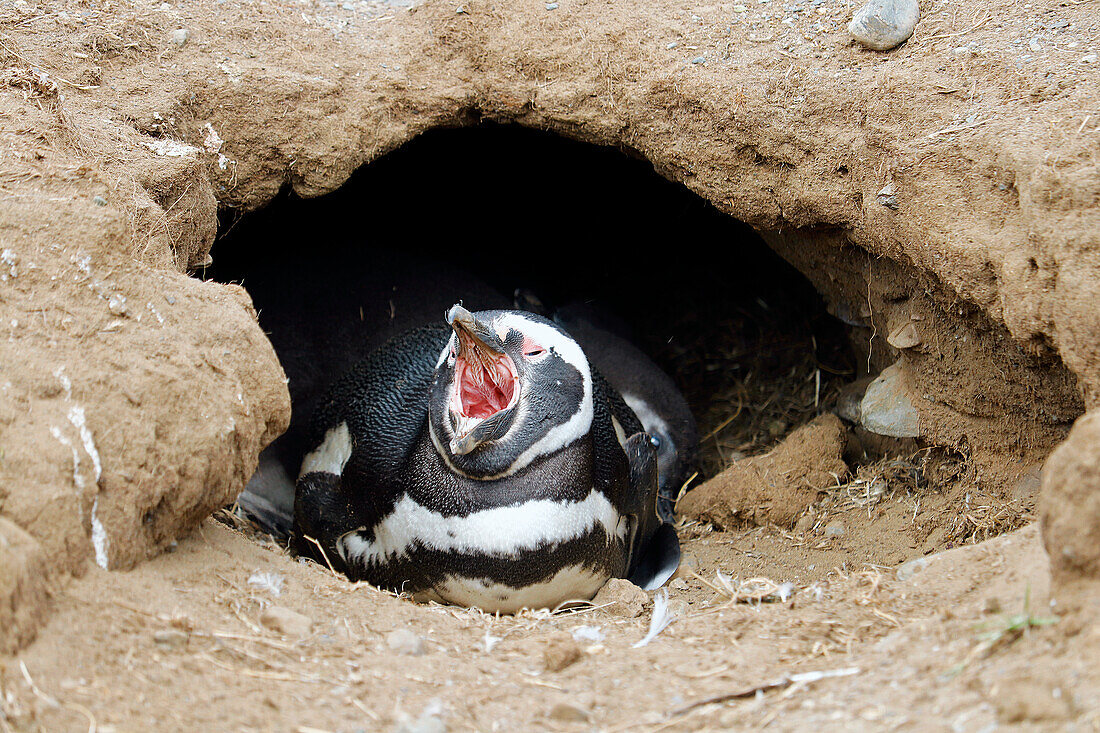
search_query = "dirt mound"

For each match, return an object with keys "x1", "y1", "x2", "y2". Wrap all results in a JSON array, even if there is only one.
[
  {"x1": 680, "y1": 414, "x2": 848, "y2": 528},
  {"x1": 1041, "y1": 412, "x2": 1100, "y2": 605}
]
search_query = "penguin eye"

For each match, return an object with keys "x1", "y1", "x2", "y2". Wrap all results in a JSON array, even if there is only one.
[{"x1": 521, "y1": 336, "x2": 546, "y2": 359}]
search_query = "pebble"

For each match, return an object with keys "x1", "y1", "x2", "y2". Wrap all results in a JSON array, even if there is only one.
[
  {"x1": 895, "y1": 556, "x2": 929, "y2": 581},
  {"x1": 1083, "y1": 53, "x2": 1098, "y2": 64},
  {"x1": 260, "y1": 606, "x2": 313, "y2": 636},
  {"x1": 548, "y1": 703, "x2": 590, "y2": 723},
  {"x1": 824, "y1": 520, "x2": 846, "y2": 537},
  {"x1": 545, "y1": 2, "x2": 558, "y2": 9},
  {"x1": 386, "y1": 628, "x2": 425, "y2": 656},
  {"x1": 859, "y1": 362, "x2": 920, "y2": 438},
  {"x1": 169, "y1": 28, "x2": 190, "y2": 47},
  {"x1": 692, "y1": 56, "x2": 706, "y2": 64},
  {"x1": 93, "y1": 195, "x2": 108, "y2": 207},
  {"x1": 876, "y1": 182, "x2": 899, "y2": 209},
  {"x1": 887, "y1": 321, "x2": 922, "y2": 349},
  {"x1": 794, "y1": 513, "x2": 815, "y2": 534},
  {"x1": 153, "y1": 629, "x2": 188, "y2": 649},
  {"x1": 107, "y1": 293, "x2": 129, "y2": 317},
  {"x1": 542, "y1": 637, "x2": 583, "y2": 673},
  {"x1": 669, "y1": 577, "x2": 689, "y2": 591},
  {"x1": 666, "y1": 41, "x2": 679, "y2": 49},
  {"x1": 847, "y1": 0, "x2": 919, "y2": 51},
  {"x1": 591, "y1": 578, "x2": 648, "y2": 618}
]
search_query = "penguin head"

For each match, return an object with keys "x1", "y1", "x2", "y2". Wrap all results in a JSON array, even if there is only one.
[{"x1": 428, "y1": 305, "x2": 593, "y2": 479}]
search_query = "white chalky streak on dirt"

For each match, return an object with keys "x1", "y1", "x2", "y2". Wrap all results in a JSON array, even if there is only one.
[{"x1": 52, "y1": 367, "x2": 110, "y2": 569}]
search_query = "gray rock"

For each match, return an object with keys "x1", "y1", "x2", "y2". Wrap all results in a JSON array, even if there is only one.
[
  {"x1": 169, "y1": 28, "x2": 190, "y2": 47},
  {"x1": 386, "y1": 628, "x2": 425, "y2": 656},
  {"x1": 848, "y1": 0, "x2": 919, "y2": 51},
  {"x1": 859, "y1": 363, "x2": 920, "y2": 438},
  {"x1": 824, "y1": 521, "x2": 846, "y2": 537},
  {"x1": 877, "y1": 181, "x2": 899, "y2": 209},
  {"x1": 896, "y1": 556, "x2": 929, "y2": 581}
]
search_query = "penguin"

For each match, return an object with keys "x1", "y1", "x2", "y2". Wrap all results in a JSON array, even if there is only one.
[{"x1": 292, "y1": 305, "x2": 680, "y2": 612}]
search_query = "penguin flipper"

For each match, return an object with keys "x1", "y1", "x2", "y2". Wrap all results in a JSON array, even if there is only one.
[
  {"x1": 621, "y1": 433, "x2": 681, "y2": 589},
  {"x1": 628, "y1": 523, "x2": 681, "y2": 591},
  {"x1": 236, "y1": 448, "x2": 296, "y2": 539},
  {"x1": 292, "y1": 470, "x2": 356, "y2": 572}
]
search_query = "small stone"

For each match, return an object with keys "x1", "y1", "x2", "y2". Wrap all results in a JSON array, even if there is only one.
[
  {"x1": 1083, "y1": 53, "x2": 1098, "y2": 64},
  {"x1": 548, "y1": 703, "x2": 590, "y2": 723},
  {"x1": 860, "y1": 362, "x2": 920, "y2": 438},
  {"x1": 692, "y1": 55, "x2": 706, "y2": 64},
  {"x1": 542, "y1": 637, "x2": 583, "y2": 672},
  {"x1": 591, "y1": 578, "x2": 649, "y2": 617},
  {"x1": 848, "y1": 0, "x2": 919, "y2": 51},
  {"x1": 795, "y1": 513, "x2": 815, "y2": 534},
  {"x1": 385, "y1": 628, "x2": 425, "y2": 656},
  {"x1": 887, "y1": 321, "x2": 922, "y2": 349},
  {"x1": 982, "y1": 596, "x2": 1003, "y2": 615},
  {"x1": 666, "y1": 41, "x2": 679, "y2": 49},
  {"x1": 545, "y1": 2, "x2": 558, "y2": 8},
  {"x1": 107, "y1": 293, "x2": 129, "y2": 317},
  {"x1": 733, "y1": 3, "x2": 748, "y2": 10},
  {"x1": 895, "y1": 556, "x2": 929, "y2": 581},
  {"x1": 824, "y1": 520, "x2": 845, "y2": 537},
  {"x1": 153, "y1": 629, "x2": 188, "y2": 648},
  {"x1": 92, "y1": 195, "x2": 108, "y2": 207},
  {"x1": 876, "y1": 182, "x2": 899, "y2": 209},
  {"x1": 169, "y1": 28, "x2": 190, "y2": 47},
  {"x1": 669, "y1": 577, "x2": 689, "y2": 591},
  {"x1": 260, "y1": 606, "x2": 313, "y2": 636}
]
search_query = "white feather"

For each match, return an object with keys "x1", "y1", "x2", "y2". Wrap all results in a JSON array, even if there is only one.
[{"x1": 633, "y1": 589, "x2": 675, "y2": 648}]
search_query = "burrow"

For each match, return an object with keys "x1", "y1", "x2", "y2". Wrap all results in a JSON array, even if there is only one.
[{"x1": 207, "y1": 122, "x2": 1085, "y2": 581}]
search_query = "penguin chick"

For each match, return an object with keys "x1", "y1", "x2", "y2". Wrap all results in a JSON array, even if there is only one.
[{"x1": 293, "y1": 305, "x2": 679, "y2": 612}]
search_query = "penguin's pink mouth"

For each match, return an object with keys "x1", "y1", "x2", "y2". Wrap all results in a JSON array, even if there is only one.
[{"x1": 453, "y1": 334, "x2": 518, "y2": 420}]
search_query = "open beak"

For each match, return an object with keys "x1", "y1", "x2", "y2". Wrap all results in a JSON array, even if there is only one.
[{"x1": 446, "y1": 305, "x2": 518, "y2": 455}]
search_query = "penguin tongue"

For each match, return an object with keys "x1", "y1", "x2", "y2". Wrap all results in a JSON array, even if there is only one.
[{"x1": 458, "y1": 356, "x2": 515, "y2": 419}]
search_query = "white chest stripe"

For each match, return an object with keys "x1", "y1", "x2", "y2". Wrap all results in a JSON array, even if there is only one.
[
  {"x1": 340, "y1": 489, "x2": 625, "y2": 565},
  {"x1": 299, "y1": 422, "x2": 353, "y2": 479}
]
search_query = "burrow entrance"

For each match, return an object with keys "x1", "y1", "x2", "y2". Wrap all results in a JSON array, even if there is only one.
[{"x1": 207, "y1": 123, "x2": 1077, "y2": 586}]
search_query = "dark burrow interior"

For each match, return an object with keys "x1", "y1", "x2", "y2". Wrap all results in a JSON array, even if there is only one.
[{"x1": 207, "y1": 123, "x2": 858, "y2": 491}]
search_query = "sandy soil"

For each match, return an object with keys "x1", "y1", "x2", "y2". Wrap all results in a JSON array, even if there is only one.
[{"x1": 3, "y1": 516, "x2": 1094, "y2": 732}]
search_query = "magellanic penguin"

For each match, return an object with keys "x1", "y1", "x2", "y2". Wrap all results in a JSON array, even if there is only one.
[{"x1": 293, "y1": 305, "x2": 680, "y2": 612}]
